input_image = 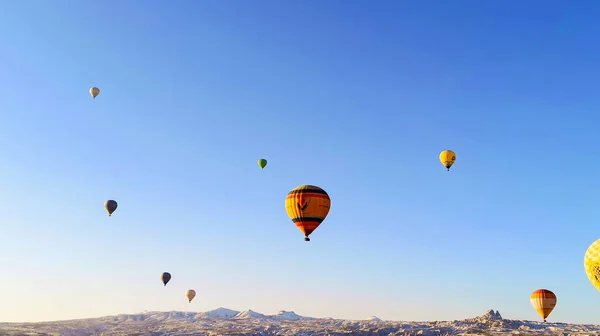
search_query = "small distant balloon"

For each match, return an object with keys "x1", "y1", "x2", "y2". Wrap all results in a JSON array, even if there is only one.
[
  {"x1": 161, "y1": 272, "x2": 171, "y2": 286},
  {"x1": 439, "y1": 150, "x2": 456, "y2": 171},
  {"x1": 185, "y1": 289, "x2": 196, "y2": 303},
  {"x1": 90, "y1": 87, "x2": 100, "y2": 99},
  {"x1": 258, "y1": 159, "x2": 267, "y2": 169},
  {"x1": 104, "y1": 200, "x2": 118, "y2": 216}
]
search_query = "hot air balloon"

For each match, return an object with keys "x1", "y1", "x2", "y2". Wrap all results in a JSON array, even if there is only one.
[
  {"x1": 285, "y1": 185, "x2": 331, "y2": 242},
  {"x1": 104, "y1": 200, "x2": 118, "y2": 216},
  {"x1": 258, "y1": 159, "x2": 267, "y2": 169},
  {"x1": 185, "y1": 289, "x2": 196, "y2": 303},
  {"x1": 90, "y1": 87, "x2": 100, "y2": 99},
  {"x1": 160, "y1": 272, "x2": 171, "y2": 286},
  {"x1": 584, "y1": 239, "x2": 600, "y2": 292},
  {"x1": 439, "y1": 150, "x2": 456, "y2": 171},
  {"x1": 530, "y1": 289, "x2": 557, "y2": 322}
]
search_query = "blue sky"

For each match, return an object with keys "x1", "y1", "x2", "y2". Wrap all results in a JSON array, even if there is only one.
[{"x1": 1, "y1": 0, "x2": 600, "y2": 324}]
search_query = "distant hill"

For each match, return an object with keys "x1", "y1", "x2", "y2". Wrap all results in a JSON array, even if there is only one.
[{"x1": 0, "y1": 308, "x2": 597, "y2": 335}]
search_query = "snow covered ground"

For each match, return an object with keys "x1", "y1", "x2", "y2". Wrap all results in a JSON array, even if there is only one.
[{"x1": 0, "y1": 308, "x2": 598, "y2": 335}]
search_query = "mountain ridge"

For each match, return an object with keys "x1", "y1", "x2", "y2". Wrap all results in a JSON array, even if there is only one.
[
  {"x1": 0, "y1": 307, "x2": 579, "y2": 324},
  {"x1": 1, "y1": 308, "x2": 599, "y2": 336},
  {"x1": 52, "y1": 307, "x2": 503, "y2": 323}
]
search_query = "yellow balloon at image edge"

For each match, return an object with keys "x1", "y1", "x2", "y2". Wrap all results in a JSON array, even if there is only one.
[
  {"x1": 584, "y1": 239, "x2": 600, "y2": 292},
  {"x1": 90, "y1": 87, "x2": 100, "y2": 99},
  {"x1": 439, "y1": 150, "x2": 456, "y2": 171},
  {"x1": 258, "y1": 159, "x2": 267, "y2": 169}
]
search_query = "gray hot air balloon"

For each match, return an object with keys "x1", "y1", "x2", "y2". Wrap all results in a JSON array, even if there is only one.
[
  {"x1": 104, "y1": 200, "x2": 118, "y2": 216},
  {"x1": 161, "y1": 272, "x2": 171, "y2": 286}
]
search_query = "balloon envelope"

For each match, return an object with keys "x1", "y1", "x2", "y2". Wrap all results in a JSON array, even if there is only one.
[
  {"x1": 439, "y1": 150, "x2": 456, "y2": 171},
  {"x1": 530, "y1": 289, "x2": 557, "y2": 320},
  {"x1": 285, "y1": 185, "x2": 331, "y2": 241},
  {"x1": 90, "y1": 87, "x2": 100, "y2": 99},
  {"x1": 104, "y1": 200, "x2": 118, "y2": 216},
  {"x1": 160, "y1": 272, "x2": 171, "y2": 286},
  {"x1": 258, "y1": 159, "x2": 267, "y2": 169},
  {"x1": 584, "y1": 239, "x2": 600, "y2": 292},
  {"x1": 185, "y1": 289, "x2": 196, "y2": 303}
]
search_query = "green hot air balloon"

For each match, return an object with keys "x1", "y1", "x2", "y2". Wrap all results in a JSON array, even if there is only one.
[
  {"x1": 258, "y1": 159, "x2": 267, "y2": 169},
  {"x1": 104, "y1": 200, "x2": 118, "y2": 216},
  {"x1": 161, "y1": 272, "x2": 171, "y2": 286}
]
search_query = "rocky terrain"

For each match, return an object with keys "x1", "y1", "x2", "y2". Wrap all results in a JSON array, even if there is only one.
[{"x1": 0, "y1": 308, "x2": 598, "y2": 336}]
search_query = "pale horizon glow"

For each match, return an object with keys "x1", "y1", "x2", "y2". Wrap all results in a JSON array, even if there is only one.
[{"x1": 1, "y1": 0, "x2": 600, "y2": 325}]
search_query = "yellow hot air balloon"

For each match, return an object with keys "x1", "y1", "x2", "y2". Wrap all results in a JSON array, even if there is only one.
[
  {"x1": 90, "y1": 87, "x2": 100, "y2": 99},
  {"x1": 285, "y1": 185, "x2": 331, "y2": 242},
  {"x1": 530, "y1": 289, "x2": 557, "y2": 322},
  {"x1": 584, "y1": 239, "x2": 600, "y2": 292},
  {"x1": 185, "y1": 289, "x2": 196, "y2": 303},
  {"x1": 439, "y1": 150, "x2": 456, "y2": 171}
]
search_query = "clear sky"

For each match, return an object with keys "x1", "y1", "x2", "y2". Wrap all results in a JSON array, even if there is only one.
[{"x1": 1, "y1": 0, "x2": 600, "y2": 325}]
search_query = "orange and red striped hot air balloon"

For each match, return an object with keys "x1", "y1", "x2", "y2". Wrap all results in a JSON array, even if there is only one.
[
  {"x1": 530, "y1": 289, "x2": 557, "y2": 322},
  {"x1": 285, "y1": 185, "x2": 331, "y2": 242}
]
